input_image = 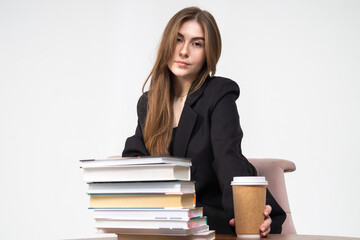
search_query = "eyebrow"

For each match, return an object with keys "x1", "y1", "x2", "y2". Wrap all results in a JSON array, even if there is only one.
[{"x1": 178, "y1": 33, "x2": 205, "y2": 41}]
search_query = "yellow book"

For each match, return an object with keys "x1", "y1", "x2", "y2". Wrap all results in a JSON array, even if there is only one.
[{"x1": 90, "y1": 193, "x2": 196, "y2": 208}]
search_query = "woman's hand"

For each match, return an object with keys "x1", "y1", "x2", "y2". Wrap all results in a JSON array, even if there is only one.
[
  {"x1": 260, "y1": 205, "x2": 272, "y2": 237},
  {"x1": 229, "y1": 205, "x2": 272, "y2": 238}
]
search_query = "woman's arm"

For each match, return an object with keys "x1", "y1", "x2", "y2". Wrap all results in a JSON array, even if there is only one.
[
  {"x1": 122, "y1": 94, "x2": 150, "y2": 157},
  {"x1": 209, "y1": 83, "x2": 256, "y2": 219},
  {"x1": 122, "y1": 120, "x2": 149, "y2": 157},
  {"x1": 209, "y1": 79, "x2": 285, "y2": 234}
]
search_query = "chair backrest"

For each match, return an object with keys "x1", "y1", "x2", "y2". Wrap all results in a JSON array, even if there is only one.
[{"x1": 248, "y1": 158, "x2": 296, "y2": 234}]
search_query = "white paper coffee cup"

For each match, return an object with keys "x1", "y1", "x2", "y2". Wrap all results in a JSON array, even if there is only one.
[{"x1": 231, "y1": 176, "x2": 268, "y2": 238}]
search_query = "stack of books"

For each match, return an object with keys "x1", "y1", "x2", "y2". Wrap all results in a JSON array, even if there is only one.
[{"x1": 80, "y1": 156, "x2": 215, "y2": 240}]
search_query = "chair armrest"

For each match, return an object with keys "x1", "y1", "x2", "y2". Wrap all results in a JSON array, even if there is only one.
[
  {"x1": 274, "y1": 159, "x2": 296, "y2": 173},
  {"x1": 249, "y1": 158, "x2": 296, "y2": 173},
  {"x1": 247, "y1": 158, "x2": 297, "y2": 234}
]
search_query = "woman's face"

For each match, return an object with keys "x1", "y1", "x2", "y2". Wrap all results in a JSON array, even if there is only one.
[{"x1": 167, "y1": 20, "x2": 206, "y2": 84}]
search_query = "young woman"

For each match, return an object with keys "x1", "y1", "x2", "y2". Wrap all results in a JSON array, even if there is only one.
[{"x1": 122, "y1": 7, "x2": 286, "y2": 236}]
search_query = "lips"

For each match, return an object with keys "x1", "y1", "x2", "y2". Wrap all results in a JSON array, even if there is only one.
[{"x1": 175, "y1": 61, "x2": 189, "y2": 67}]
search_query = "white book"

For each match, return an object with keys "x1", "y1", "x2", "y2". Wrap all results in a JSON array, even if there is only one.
[
  {"x1": 80, "y1": 156, "x2": 191, "y2": 168},
  {"x1": 88, "y1": 181, "x2": 195, "y2": 194},
  {"x1": 93, "y1": 208, "x2": 203, "y2": 220},
  {"x1": 116, "y1": 230, "x2": 215, "y2": 240},
  {"x1": 94, "y1": 217, "x2": 207, "y2": 229},
  {"x1": 97, "y1": 224, "x2": 210, "y2": 236},
  {"x1": 83, "y1": 164, "x2": 190, "y2": 183}
]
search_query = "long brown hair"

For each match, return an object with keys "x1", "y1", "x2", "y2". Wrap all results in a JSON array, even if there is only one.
[{"x1": 143, "y1": 7, "x2": 222, "y2": 156}]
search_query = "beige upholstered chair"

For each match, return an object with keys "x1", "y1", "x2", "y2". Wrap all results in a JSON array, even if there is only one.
[{"x1": 248, "y1": 158, "x2": 296, "y2": 234}]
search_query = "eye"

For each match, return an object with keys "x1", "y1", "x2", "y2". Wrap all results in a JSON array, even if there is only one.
[
  {"x1": 176, "y1": 37, "x2": 183, "y2": 43},
  {"x1": 192, "y1": 42, "x2": 203, "y2": 47}
]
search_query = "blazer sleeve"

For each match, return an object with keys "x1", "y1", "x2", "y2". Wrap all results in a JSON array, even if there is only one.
[
  {"x1": 209, "y1": 79, "x2": 285, "y2": 233},
  {"x1": 122, "y1": 94, "x2": 150, "y2": 157},
  {"x1": 209, "y1": 80, "x2": 256, "y2": 216}
]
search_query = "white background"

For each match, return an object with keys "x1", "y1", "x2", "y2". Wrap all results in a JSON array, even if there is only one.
[{"x1": 1, "y1": 0, "x2": 359, "y2": 239}]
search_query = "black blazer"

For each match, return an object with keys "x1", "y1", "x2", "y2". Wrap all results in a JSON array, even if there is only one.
[{"x1": 123, "y1": 76, "x2": 286, "y2": 234}]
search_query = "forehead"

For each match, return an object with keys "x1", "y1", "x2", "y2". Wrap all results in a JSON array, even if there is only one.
[{"x1": 179, "y1": 20, "x2": 204, "y2": 38}]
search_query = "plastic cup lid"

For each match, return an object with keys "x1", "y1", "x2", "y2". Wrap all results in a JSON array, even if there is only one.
[{"x1": 231, "y1": 176, "x2": 268, "y2": 186}]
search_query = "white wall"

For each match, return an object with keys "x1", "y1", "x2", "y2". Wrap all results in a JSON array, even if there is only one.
[{"x1": 0, "y1": 0, "x2": 359, "y2": 239}]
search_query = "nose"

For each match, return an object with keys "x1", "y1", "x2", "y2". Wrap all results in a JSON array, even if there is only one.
[{"x1": 179, "y1": 43, "x2": 189, "y2": 57}]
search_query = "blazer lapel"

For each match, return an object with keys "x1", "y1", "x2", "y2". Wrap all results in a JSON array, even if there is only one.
[
  {"x1": 173, "y1": 103, "x2": 197, "y2": 157},
  {"x1": 173, "y1": 77, "x2": 210, "y2": 157}
]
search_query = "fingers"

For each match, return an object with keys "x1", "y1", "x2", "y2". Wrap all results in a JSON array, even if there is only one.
[
  {"x1": 229, "y1": 218, "x2": 235, "y2": 226},
  {"x1": 261, "y1": 224, "x2": 271, "y2": 238},
  {"x1": 260, "y1": 212, "x2": 272, "y2": 238},
  {"x1": 264, "y1": 205, "x2": 272, "y2": 216}
]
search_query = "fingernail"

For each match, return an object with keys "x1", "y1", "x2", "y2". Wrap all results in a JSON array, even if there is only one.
[{"x1": 261, "y1": 226, "x2": 265, "y2": 231}]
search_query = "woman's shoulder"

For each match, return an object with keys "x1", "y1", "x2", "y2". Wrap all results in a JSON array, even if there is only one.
[
  {"x1": 136, "y1": 92, "x2": 148, "y2": 119},
  {"x1": 137, "y1": 91, "x2": 148, "y2": 105},
  {"x1": 204, "y1": 76, "x2": 240, "y2": 98}
]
